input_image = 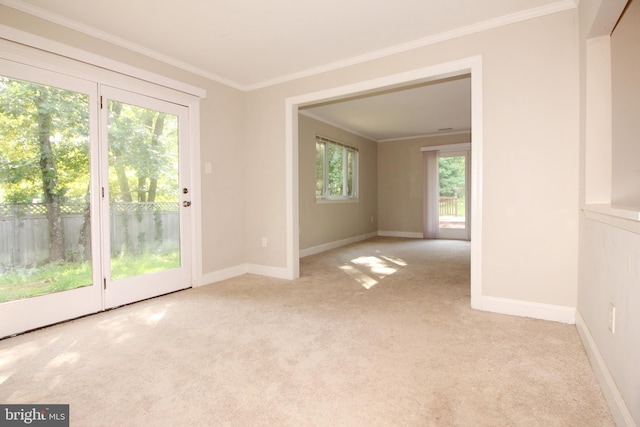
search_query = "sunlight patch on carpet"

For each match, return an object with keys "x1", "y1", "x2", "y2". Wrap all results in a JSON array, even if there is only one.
[
  {"x1": 46, "y1": 351, "x2": 79, "y2": 368},
  {"x1": 340, "y1": 255, "x2": 406, "y2": 289},
  {"x1": 339, "y1": 265, "x2": 378, "y2": 289}
]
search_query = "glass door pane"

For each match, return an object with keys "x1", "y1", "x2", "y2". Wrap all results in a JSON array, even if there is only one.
[
  {"x1": 0, "y1": 76, "x2": 92, "y2": 303},
  {"x1": 107, "y1": 100, "x2": 180, "y2": 281},
  {"x1": 101, "y1": 86, "x2": 191, "y2": 309},
  {"x1": 438, "y1": 154, "x2": 466, "y2": 230},
  {"x1": 0, "y1": 60, "x2": 101, "y2": 339},
  {"x1": 438, "y1": 151, "x2": 470, "y2": 240}
]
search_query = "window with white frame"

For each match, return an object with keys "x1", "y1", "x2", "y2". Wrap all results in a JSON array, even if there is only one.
[{"x1": 315, "y1": 136, "x2": 358, "y2": 200}]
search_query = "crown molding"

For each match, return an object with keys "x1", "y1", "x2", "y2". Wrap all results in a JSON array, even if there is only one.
[
  {"x1": 379, "y1": 130, "x2": 471, "y2": 143},
  {"x1": 245, "y1": 0, "x2": 577, "y2": 90},
  {"x1": 0, "y1": 0, "x2": 244, "y2": 91},
  {"x1": 298, "y1": 110, "x2": 380, "y2": 142},
  {"x1": 1, "y1": 0, "x2": 577, "y2": 92}
]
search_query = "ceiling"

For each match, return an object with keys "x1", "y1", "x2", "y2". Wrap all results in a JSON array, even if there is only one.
[
  {"x1": 301, "y1": 76, "x2": 471, "y2": 142},
  {"x1": 2, "y1": 0, "x2": 577, "y2": 141}
]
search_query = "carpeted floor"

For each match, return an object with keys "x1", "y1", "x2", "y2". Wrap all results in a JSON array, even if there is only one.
[{"x1": 0, "y1": 237, "x2": 613, "y2": 426}]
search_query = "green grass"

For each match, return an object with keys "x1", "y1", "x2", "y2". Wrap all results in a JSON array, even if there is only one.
[
  {"x1": 0, "y1": 251, "x2": 180, "y2": 303},
  {"x1": 111, "y1": 251, "x2": 180, "y2": 280},
  {"x1": 0, "y1": 260, "x2": 92, "y2": 303}
]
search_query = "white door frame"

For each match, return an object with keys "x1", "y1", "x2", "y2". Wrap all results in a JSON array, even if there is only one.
[
  {"x1": 422, "y1": 144, "x2": 471, "y2": 241},
  {"x1": 0, "y1": 35, "x2": 204, "y2": 337},
  {"x1": 285, "y1": 55, "x2": 483, "y2": 309},
  {"x1": 100, "y1": 85, "x2": 193, "y2": 309}
]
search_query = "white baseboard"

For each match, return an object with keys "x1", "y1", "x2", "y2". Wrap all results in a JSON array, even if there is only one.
[
  {"x1": 196, "y1": 264, "x2": 248, "y2": 286},
  {"x1": 299, "y1": 231, "x2": 378, "y2": 258},
  {"x1": 576, "y1": 312, "x2": 637, "y2": 427},
  {"x1": 197, "y1": 262, "x2": 292, "y2": 286},
  {"x1": 246, "y1": 264, "x2": 291, "y2": 279},
  {"x1": 481, "y1": 296, "x2": 576, "y2": 324},
  {"x1": 378, "y1": 230, "x2": 424, "y2": 239}
]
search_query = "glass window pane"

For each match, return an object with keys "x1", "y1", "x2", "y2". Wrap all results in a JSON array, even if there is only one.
[
  {"x1": 316, "y1": 137, "x2": 358, "y2": 200},
  {"x1": 315, "y1": 140, "x2": 325, "y2": 197},
  {"x1": 327, "y1": 144, "x2": 344, "y2": 196},
  {"x1": 347, "y1": 149, "x2": 355, "y2": 197},
  {"x1": 0, "y1": 76, "x2": 92, "y2": 303},
  {"x1": 107, "y1": 100, "x2": 180, "y2": 280}
]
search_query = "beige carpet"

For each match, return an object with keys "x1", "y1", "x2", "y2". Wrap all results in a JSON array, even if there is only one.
[{"x1": 0, "y1": 237, "x2": 613, "y2": 426}]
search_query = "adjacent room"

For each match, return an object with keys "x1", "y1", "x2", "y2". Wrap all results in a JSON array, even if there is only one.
[{"x1": 0, "y1": 0, "x2": 638, "y2": 425}]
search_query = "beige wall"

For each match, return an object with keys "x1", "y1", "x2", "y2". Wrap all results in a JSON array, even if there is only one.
[
  {"x1": 5, "y1": 3, "x2": 639, "y2": 420},
  {"x1": 611, "y1": 0, "x2": 640, "y2": 207},
  {"x1": 578, "y1": 0, "x2": 640, "y2": 424},
  {"x1": 378, "y1": 133, "x2": 471, "y2": 235},
  {"x1": 1, "y1": 5, "x2": 584, "y2": 308},
  {"x1": 245, "y1": 9, "x2": 580, "y2": 306},
  {"x1": 0, "y1": 5, "x2": 248, "y2": 278},
  {"x1": 298, "y1": 115, "x2": 378, "y2": 250}
]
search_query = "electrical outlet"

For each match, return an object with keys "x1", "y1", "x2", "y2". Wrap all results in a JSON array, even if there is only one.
[
  {"x1": 608, "y1": 303, "x2": 616, "y2": 334},
  {"x1": 261, "y1": 237, "x2": 268, "y2": 248}
]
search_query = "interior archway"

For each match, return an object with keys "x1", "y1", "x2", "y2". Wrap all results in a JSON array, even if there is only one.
[{"x1": 285, "y1": 56, "x2": 483, "y2": 309}]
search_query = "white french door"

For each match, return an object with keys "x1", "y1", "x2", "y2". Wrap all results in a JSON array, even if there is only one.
[
  {"x1": 0, "y1": 60, "x2": 193, "y2": 338},
  {"x1": 438, "y1": 150, "x2": 470, "y2": 240},
  {"x1": 0, "y1": 60, "x2": 102, "y2": 337},
  {"x1": 100, "y1": 86, "x2": 191, "y2": 309},
  {"x1": 422, "y1": 143, "x2": 471, "y2": 241}
]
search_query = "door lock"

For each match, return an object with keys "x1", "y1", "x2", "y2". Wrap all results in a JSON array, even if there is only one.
[
  {"x1": 182, "y1": 188, "x2": 189, "y2": 194},
  {"x1": 182, "y1": 201, "x2": 191, "y2": 207}
]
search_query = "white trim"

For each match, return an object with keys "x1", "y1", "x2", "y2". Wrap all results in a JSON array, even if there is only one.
[
  {"x1": 582, "y1": 206, "x2": 640, "y2": 235},
  {"x1": 286, "y1": 56, "x2": 484, "y2": 311},
  {"x1": 300, "y1": 232, "x2": 378, "y2": 258},
  {"x1": 248, "y1": 1, "x2": 575, "y2": 90},
  {"x1": 1, "y1": 0, "x2": 575, "y2": 91},
  {"x1": 197, "y1": 264, "x2": 249, "y2": 287},
  {"x1": 0, "y1": 23, "x2": 207, "y2": 98},
  {"x1": 421, "y1": 143, "x2": 471, "y2": 152},
  {"x1": 481, "y1": 296, "x2": 576, "y2": 324},
  {"x1": 198, "y1": 263, "x2": 295, "y2": 286},
  {"x1": 583, "y1": 203, "x2": 640, "y2": 221},
  {"x1": 379, "y1": 130, "x2": 470, "y2": 143},
  {"x1": 469, "y1": 62, "x2": 483, "y2": 310},
  {"x1": 189, "y1": 102, "x2": 204, "y2": 289},
  {"x1": 299, "y1": 110, "x2": 379, "y2": 142},
  {"x1": 285, "y1": 98, "x2": 300, "y2": 279},
  {"x1": 315, "y1": 198, "x2": 359, "y2": 204},
  {"x1": 298, "y1": 111, "x2": 472, "y2": 144},
  {"x1": 575, "y1": 312, "x2": 637, "y2": 427},
  {"x1": 377, "y1": 231, "x2": 424, "y2": 239},
  {"x1": 247, "y1": 264, "x2": 291, "y2": 280}
]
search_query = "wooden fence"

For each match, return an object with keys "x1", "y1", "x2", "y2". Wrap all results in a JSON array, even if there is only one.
[
  {"x1": 0, "y1": 203, "x2": 179, "y2": 268},
  {"x1": 439, "y1": 196, "x2": 458, "y2": 216}
]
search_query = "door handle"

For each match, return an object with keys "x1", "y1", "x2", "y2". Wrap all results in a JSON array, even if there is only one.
[{"x1": 183, "y1": 201, "x2": 191, "y2": 207}]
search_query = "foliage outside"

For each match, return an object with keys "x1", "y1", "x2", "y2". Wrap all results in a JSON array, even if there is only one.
[
  {"x1": 316, "y1": 138, "x2": 357, "y2": 199},
  {"x1": 438, "y1": 155, "x2": 466, "y2": 218},
  {"x1": 0, "y1": 76, "x2": 180, "y2": 303},
  {"x1": 438, "y1": 156, "x2": 465, "y2": 197}
]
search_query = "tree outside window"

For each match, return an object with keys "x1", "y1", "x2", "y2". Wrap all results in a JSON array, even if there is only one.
[{"x1": 315, "y1": 136, "x2": 358, "y2": 200}]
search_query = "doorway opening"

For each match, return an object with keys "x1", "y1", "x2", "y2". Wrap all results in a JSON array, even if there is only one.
[{"x1": 286, "y1": 56, "x2": 483, "y2": 309}]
